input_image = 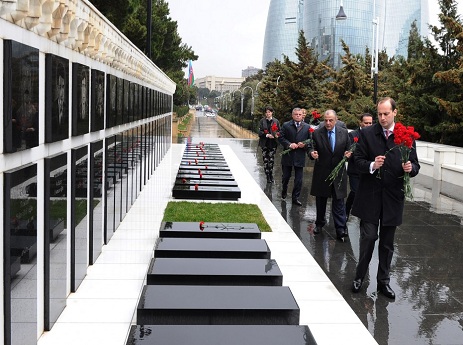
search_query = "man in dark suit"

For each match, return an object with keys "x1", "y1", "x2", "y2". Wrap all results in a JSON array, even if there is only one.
[
  {"x1": 278, "y1": 107, "x2": 311, "y2": 206},
  {"x1": 345, "y1": 113, "x2": 373, "y2": 219},
  {"x1": 309, "y1": 109, "x2": 351, "y2": 241},
  {"x1": 351, "y1": 97, "x2": 420, "y2": 299}
]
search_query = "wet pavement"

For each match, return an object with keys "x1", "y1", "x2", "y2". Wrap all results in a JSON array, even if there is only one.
[{"x1": 183, "y1": 113, "x2": 463, "y2": 345}]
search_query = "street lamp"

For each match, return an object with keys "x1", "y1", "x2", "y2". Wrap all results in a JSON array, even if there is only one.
[
  {"x1": 336, "y1": 0, "x2": 347, "y2": 20},
  {"x1": 371, "y1": 0, "x2": 379, "y2": 105},
  {"x1": 334, "y1": 0, "x2": 347, "y2": 69},
  {"x1": 233, "y1": 89, "x2": 243, "y2": 114}
]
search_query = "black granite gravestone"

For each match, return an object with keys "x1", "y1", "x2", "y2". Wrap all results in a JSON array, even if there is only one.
[
  {"x1": 126, "y1": 325, "x2": 317, "y2": 345},
  {"x1": 154, "y1": 238, "x2": 270, "y2": 259},
  {"x1": 146, "y1": 258, "x2": 283, "y2": 286},
  {"x1": 159, "y1": 222, "x2": 261, "y2": 239},
  {"x1": 137, "y1": 285, "x2": 300, "y2": 325}
]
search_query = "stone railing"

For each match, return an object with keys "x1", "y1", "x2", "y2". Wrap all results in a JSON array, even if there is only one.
[
  {"x1": 216, "y1": 116, "x2": 258, "y2": 139},
  {"x1": 0, "y1": 0, "x2": 175, "y2": 93}
]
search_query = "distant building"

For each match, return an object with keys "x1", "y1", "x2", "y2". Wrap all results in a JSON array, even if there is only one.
[
  {"x1": 242, "y1": 66, "x2": 260, "y2": 78},
  {"x1": 262, "y1": 0, "x2": 429, "y2": 68},
  {"x1": 195, "y1": 76, "x2": 245, "y2": 92}
]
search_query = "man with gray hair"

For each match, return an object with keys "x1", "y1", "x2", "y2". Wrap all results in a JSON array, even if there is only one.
[
  {"x1": 309, "y1": 109, "x2": 351, "y2": 241},
  {"x1": 278, "y1": 107, "x2": 311, "y2": 205}
]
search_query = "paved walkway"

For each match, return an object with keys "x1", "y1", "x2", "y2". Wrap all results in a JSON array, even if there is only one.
[{"x1": 187, "y1": 114, "x2": 463, "y2": 345}]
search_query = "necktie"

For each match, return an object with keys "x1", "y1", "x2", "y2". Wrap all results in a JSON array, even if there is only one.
[
  {"x1": 385, "y1": 129, "x2": 390, "y2": 139},
  {"x1": 329, "y1": 131, "x2": 335, "y2": 151}
]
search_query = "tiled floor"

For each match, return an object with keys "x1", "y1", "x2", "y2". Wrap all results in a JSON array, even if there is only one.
[{"x1": 38, "y1": 141, "x2": 377, "y2": 345}]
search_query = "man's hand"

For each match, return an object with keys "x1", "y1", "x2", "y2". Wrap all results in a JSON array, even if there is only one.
[
  {"x1": 311, "y1": 151, "x2": 319, "y2": 159},
  {"x1": 344, "y1": 151, "x2": 352, "y2": 158},
  {"x1": 373, "y1": 155, "x2": 386, "y2": 170},
  {"x1": 289, "y1": 143, "x2": 298, "y2": 150},
  {"x1": 402, "y1": 161, "x2": 412, "y2": 173}
]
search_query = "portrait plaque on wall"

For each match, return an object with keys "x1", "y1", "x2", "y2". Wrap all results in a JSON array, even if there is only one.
[
  {"x1": 106, "y1": 74, "x2": 117, "y2": 128},
  {"x1": 91, "y1": 69, "x2": 105, "y2": 132},
  {"x1": 45, "y1": 54, "x2": 69, "y2": 143},
  {"x1": 116, "y1": 77, "x2": 123, "y2": 126},
  {"x1": 72, "y1": 63, "x2": 90, "y2": 136},
  {"x1": 123, "y1": 80, "x2": 129, "y2": 124},
  {"x1": 3, "y1": 40, "x2": 39, "y2": 153}
]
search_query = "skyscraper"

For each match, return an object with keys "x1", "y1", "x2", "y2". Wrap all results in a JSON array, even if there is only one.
[
  {"x1": 262, "y1": 0, "x2": 429, "y2": 68},
  {"x1": 262, "y1": 0, "x2": 304, "y2": 67}
]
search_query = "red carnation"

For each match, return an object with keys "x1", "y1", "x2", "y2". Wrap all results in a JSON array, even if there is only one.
[
  {"x1": 199, "y1": 221, "x2": 205, "y2": 230},
  {"x1": 309, "y1": 127, "x2": 315, "y2": 133},
  {"x1": 182, "y1": 178, "x2": 186, "y2": 183},
  {"x1": 353, "y1": 137, "x2": 359, "y2": 143},
  {"x1": 195, "y1": 184, "x2": 199, "y2": 191}
]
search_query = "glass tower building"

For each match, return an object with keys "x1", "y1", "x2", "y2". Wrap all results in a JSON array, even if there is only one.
[
  {"x1": 262, "y1": 0, "x2": 304, "y2": 67},
  {"x1": 262, "y1": 0, "x2": 429, "y2": 68}
]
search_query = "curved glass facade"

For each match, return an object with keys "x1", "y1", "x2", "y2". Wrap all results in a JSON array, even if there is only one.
[
  {"x1": 263, "y1": 0, "x2": 428, "y2": 68},
  {"x1": 262, "y1": 0, "x2": 303, "y2": 67}
]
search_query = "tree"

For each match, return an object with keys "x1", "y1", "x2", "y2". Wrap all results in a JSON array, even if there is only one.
[
  {"x1": 330, "y1": 40, "x2": 373, "y2": 125},
  {"x1": 89, "y1": 0, "x2": 198, "y2": 106}
]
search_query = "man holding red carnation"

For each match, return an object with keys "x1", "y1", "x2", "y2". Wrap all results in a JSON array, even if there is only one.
[{"x1": 351, "y1": 97, "x2": 420, "y2": 300}]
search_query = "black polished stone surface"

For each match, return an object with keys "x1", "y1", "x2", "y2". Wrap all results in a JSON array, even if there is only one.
[
  {"x1": 181, "y1": 159, "x2": 227, "y2": 165},
  {"x1": 177, "y1": 169, "x2": 232, "y2": 176},
  {"x1": 175, "y1": 178, "x2": 238, "y2": 187},
  {"x1": 137, "y1": 285, "x2": 300, "y2": 325},
  {"x1": 147, "y1": 258, "x2": 282, "y2": 286},
  {"x1": 172, "y1": 185, "x2": 241, "y2": 200},
  {"x1": 159, "y1": 221, "x2": 261, "y2": 239},
  {"x1": 127, "y1": 325, "x2": 317, "y2": 345},
  {"x1": 178, "y1": 165, "x2": 230, "y2": 171},
  {"x1": 176, "y1": 173, "x2": 235, "y2": 180},
  {"x1": 154, "y1": 237, "x2": 270, "y2": 259}
]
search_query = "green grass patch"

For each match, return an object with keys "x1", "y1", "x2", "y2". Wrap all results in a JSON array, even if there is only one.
[{"x1": 162, "y1": 201, "x2": 271, "y2": 232}]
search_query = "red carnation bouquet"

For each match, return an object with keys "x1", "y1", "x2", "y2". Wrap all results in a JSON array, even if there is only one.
[
  {"x1": 326, "y1": 136, "x2": 359, "y2": 186},
  {"x1": 281, "y1": 127, "x2": 315, "y2": 155},
  {"x1": 391, "y1": 123, "x2": 420, "y2": 199},
  {"x1": 263, "y1": 122, "x2": 281, "y2": 139},
  {"x1": 311, "y1": 110, "x2": 322, "y2": 127}
]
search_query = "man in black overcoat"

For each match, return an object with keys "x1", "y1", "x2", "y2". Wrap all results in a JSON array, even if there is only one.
[
  {"x1": 351, "y1": 97, "x2": 420, "y2": 299},
  {"x1": 345, "y1": 113, "x2": 373, "y2": 219},
  {"x1": 309, "y1": 109, "x2": 351, "y2": 240},
  {"x1": 278, "y1": 107, "x2": 311, "y2": 205}
]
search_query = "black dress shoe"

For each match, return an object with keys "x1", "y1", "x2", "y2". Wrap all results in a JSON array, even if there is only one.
[
  {"x1": 377, "y1": 283, "x2": 396, "y2": 299},
  {"x1": 281, "y1": 191, "x2": 287, "y2": 199},
  {"x1": 336, "y1": 230, "x2": 347, "y2": 242},
  {"x1": 352, "y1": 278, "x2": 363, "y2": 293},
  {"x1": 313, "y1": 226, "x2": 322, "y2": 234},
  {"x1": 292, "y1": 199, "x2": 302, "y2": 206}
]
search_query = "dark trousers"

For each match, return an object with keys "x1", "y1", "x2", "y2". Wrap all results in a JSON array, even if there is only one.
[
  {"x1": 281, "y1": 165, "x2": 303, "y2": 200},
  {"x1": 261, "y1": 147, "x2": 277, "y2": 176},
  {"x1": 345, "y1": 174, "x2": 359, "y2": 217},
  {"x1": 315, "y1": 188, "x2": 346, "y2": 234},
  {"x1": 355, "y1": 220, "x2": 396, "y2": 285}
]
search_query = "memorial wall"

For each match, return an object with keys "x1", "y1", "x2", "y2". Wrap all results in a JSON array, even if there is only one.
[{"x1": 0, "y1": 1, "x2": 176, "y2": 344}]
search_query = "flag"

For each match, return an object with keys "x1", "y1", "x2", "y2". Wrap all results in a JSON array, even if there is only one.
[{"x1": 188, "y1": 60, "x2": 194, "y2": 86}]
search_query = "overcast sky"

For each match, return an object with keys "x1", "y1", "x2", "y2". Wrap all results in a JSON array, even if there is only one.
[{"x1": 167, "y1": 0, "x2": 462, "y2": 80}]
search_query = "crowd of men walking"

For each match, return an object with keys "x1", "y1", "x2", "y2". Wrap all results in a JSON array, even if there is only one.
[{"x1": 258, "y1": 98, "x2": 420, "y2": 300}]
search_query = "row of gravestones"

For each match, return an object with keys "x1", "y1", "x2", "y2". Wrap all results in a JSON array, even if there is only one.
[
  {"x1": 172, "y1": 142, "x2": 241, "y2": 200},
  {"x1": 126, "y1": 222, "x2": 317, "y2": 345}
]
